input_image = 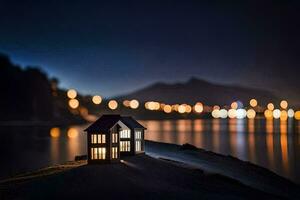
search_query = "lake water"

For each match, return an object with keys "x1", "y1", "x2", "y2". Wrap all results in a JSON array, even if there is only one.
[{"x1": 0, "y1": 119, "x2": 299, "y2": 183}]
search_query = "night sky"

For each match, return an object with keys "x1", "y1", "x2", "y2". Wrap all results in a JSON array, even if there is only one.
[{"x1": 0, "y1": 0, "x2": 299, "y2": 103}]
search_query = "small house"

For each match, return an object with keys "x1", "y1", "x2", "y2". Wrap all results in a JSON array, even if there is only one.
[{"x1": 84, "y1": 114, "x2": 146, "y2": 164}]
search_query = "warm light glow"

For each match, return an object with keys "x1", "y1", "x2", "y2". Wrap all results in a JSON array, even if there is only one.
[
  {"x1": 67, "y1": 89, "x2": 77, "y2": 99},
  {"x1": 194, "y1": 102, "x2": 204, "y2": 113},
  {"x1": 294, "y1": 111, "x2": 300, "y2": 120},
  {"x1": 108, "y1": 100, "x2": 118, "y2": 110},
  {"x1": 287, "y1": 109, "x2": 294, "y2": 118},
  {"x1": 50, "y1": 127, "x2": 60, "y2": 138},
  {"x1": 273, "y1": 109, "x2": 281, "y2": 119},
  {"x1": 178, "y1": 104, "x2": 186, "y2": 113},
  {"x1": 130, "y1": 99, "x2": 139, "y2": 109},
  {"x1": 219, "y1": 109, "x2": 228, "y2": 118},
  {"x1": 212, "y1": 109, "x2": 220, "y2": 118},
  {"x1": 280, "y1": 100, "x2": 288, "y2": 109},
  {"x1": 213, "y1": 105, "x2": 220, "y2": 110},
  {"x1": 123, "y1": 100, "x2": 130, "y2": 107},
  {"x1": 231, "y1": 102, "x2": 238, "y2": 109},
  {"x1": 228, "y1": 109, "x2": 237, "y2": 118},
  {"x1": 247, "y1": 109, "x2": 256, "y2": 119},
  {"x1": 264, "y1": 109, "x2": 273, "y2": 119},
  {"x1": 280, "y1": 110, "x2": 288, "y2": 121},
  {"x1": 267, "y1": 103, "x2": 274, "y2": 111},
  {"x1": 185, "y1": 105, "x2": 192, "y2": 113},
  {"x1": 236, "y1": 109, "x2": 247, "y2": 119},
  {"x1": 249, "y1": 99, "x2": 258, "y2": 107},
  {"x1": 145, "y1": 101, "x2": 160, "y2": 110},
  {"x1": 163, "y1": 105, "x2": 172, "y2": 113},
  {"x1": 67, "y1": 128, "x2": 78, "y2": 138},
  {"x1": 92, "y1": 95, "x2": 102, "y2": 104},
  {"x1": 68, "y1": 99, "x2": 79, "y2": 109}
]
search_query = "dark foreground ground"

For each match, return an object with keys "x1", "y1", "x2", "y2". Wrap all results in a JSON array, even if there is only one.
[{"x1": 0, "y1": 154, "x2": 293, "y2": 200}]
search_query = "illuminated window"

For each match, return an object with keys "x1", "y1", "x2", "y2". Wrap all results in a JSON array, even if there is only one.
[
  {"x1": 135, "y1": 141, "x2": 141, "y2": 152},
  {"x1": 91, "y1": 147, "x2": 106, "y2": 160},
  {"x1": 112, "y1": 147, "x2": 118, "y2": 159},
  {"x1": 120, "y1": 129, "x2": 130, "y2": 138},
  {"x1": 91, "y1": 134, "x2": 106, "y2": 144},
  {"x1": 112, "y1": 133, "x2": 118, "y2": 143},
  {"x1": 120, "y1": 141, "x2": 130, "y2": 152},
  {"x1": 135, "y1": 131, "x2": 142, "y2": 139}
]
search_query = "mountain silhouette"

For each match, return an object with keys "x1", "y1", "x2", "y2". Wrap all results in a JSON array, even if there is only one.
[{"x1": 116, "y1": 77, "x2": 278, "y2": 106}]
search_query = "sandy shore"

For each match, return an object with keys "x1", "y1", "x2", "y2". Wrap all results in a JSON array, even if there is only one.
[{"x1": 0, "y1": 141, "x2": 299, "y2": 200}]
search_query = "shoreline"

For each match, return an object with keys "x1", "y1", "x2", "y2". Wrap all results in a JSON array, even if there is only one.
[{"x1": 1, "y1": 141, "x2": 299, "y2": 199}]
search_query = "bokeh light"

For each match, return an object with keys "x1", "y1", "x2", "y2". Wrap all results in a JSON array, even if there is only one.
[
  {"x1": 108, "y1": 100, "x2": 118, "y2": 110},
  {"x1": 67, "y1": 89, "x2": 77, "y2": 99},
  {"x1": 280, "y1": 100, "x2": 288, "y2": 109},
  {"x1": 231, "y1": 102, "x2": 238, "y2": 109},
  {"x1": 212, "y1": 109, "x2": 220, "y2": 118},
  {"x1": 228, "y1": 109, "x2": 237, "y2": 118},
  {"x1": 219, "y1": 109, "x2": 228, "y2": 118},
  {"x1": 178, "y1": 104, "x2": 186, "y2": 113},
  {"x1": 50, "y1": 127, "x2": 60, "y2": 138},
  {"x1": 236, "y1": 109, "x2": 247, "y2": 119},
  {"x1": 194, "y1": 102, "x2": 203, "y2": 113},
  {"x1": 185, "y1": 105, "x2": 192, "y2": 113},
  {"x1": 92, "y1": 95, "x2": 102, "y2": 104},
  {"x1": 267, "y1": 103, "x2": 274, "y2": 111},
  {"x1": 249, "y1": 99, "x2": 258, "y2": 107},
  {"x1": 130, "y1": 99, "x2": 139, "y2": 109},
  {"x1": 68, "y1": 99, "x2": 79, "y2": 109},
  {"x1": 273, "y1": 109, "x2": 281, "y2": 119},
  {"x1": 287, "y1": 109, "x2": 294, "y2": 118},
  {"x1": 246, "y1": 109, "x2": 256, "y2": 119},
  {"x1": 123, "y1": 100, "x2": 130, "y2": 107},
  {"x1": 67, "y1": 128, "x2": 79, "y2": 138},
  {"x1": 264, "y1": 109, "x2": 273, "y2": 119},
  {"x1": 295, "y1": 111, "x2": 300, "y2": 120},
  {"x1": 163, "y1": 105, "x2": 172, "y2": 113}
]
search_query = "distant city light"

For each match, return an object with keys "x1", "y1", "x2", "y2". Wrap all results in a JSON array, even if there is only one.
[
  {"x1": 287, "y1": 109, "x2": 295, "y2": 118},
  {"x1": 185, "y1": 105, "x2": 192, "y2": 113},
  {"x1": 178, "y1": 104, "x2": 186, "y2": 113},
  {"x1": 236, "y1": 109, "x2": 247, "y2": 119},
  {"x1": 108, "y1": 100, "x2": 118, "y2": 110},
  {"x1": 264, "y1": 109, "x2": 273, "y2": 119},
  {"x1": 130, "y1": 99, "x2": 139, "y2": 109},
  {"x1": 212, "y1": 109, "x2": 220, "y2": 118},
  {"x1": 123, "y1": 100, "x2": 130, "y2": 107},
  {"x1": 294, "y1": 111, "x2": 300, "y2": 120},
  {"x1": 163, "y1": 105, "x2": 172, "y2": 113},
  {"x1": 273, "y1": 109, "x2": 281, "y2": 119},
  {"x1": 68, "y1": 99, "x2": 79, "y2": 109},
  {"x1": 67, "y1": 128, "x2": 79, "y2": 138},
  {"x1": 92, "y1": 95, "x2": 102, "y2": 104},
  {"x1": 213, "y1": 105, "x2": 220, "y2": 110},
  {"x1": 50, "y1": 127, "x2": 60, "y2": 138},
  {"x1": 219, "y1": 109, "x2": 228, "y2": 118},
  {"x1": 231, "y1": 102, "x2": 238, "y2": 109},
  {"x1": 228, "y1": 109, "x2": 237, "y2": 118},
  {"x1": 67, "y1": 89, "x2": 77, "y2": 99},
  {"x1": 145, "y1": 101, "x2": 160, "y2": 110},
  {"x1": 194, "y1": 102, "x2": 203, "y2": 113},
  {"x1": 267, "y1": 103, "x2": 274, "y2": 111},
  {"x1": 280, "y1": 100, "x2": 288, "y2": 109},
  {"x1": 249, "y1": 99, "x2": 258, "y2": 107},
  {"x1": 246, "y1": 109, "x2": 256, "y2": 119}
]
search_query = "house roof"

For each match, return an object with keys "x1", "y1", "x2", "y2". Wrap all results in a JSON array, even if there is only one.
[
  {"x1": 120, "y1": 116, "x2": 146, "y2": 130},
  {"x1": 84, "y1": 114, "x2": 146, "y2": 132}
]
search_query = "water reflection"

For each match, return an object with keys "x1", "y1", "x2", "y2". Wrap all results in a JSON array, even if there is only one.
[{"x1": 141, "y1": 119, "x2": 300, "y2": 183}]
